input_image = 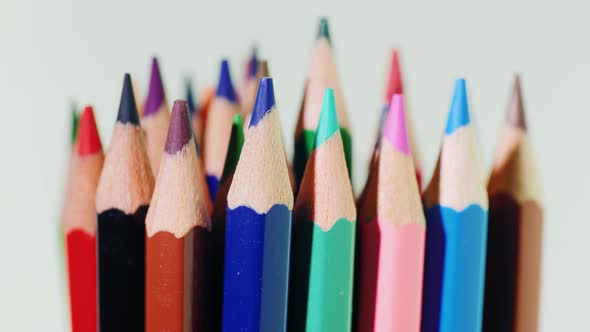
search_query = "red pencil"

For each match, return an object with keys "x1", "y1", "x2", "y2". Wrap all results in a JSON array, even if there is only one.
[{"x1": 63, "y1": 106, "x2": 103, "y2": 332}]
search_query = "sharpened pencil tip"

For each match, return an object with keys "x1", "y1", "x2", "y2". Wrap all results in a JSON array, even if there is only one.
[
  {"x1": 217, "y1": 59, "x2": 238, "y2": 103},
  {"x1": 165, "y1": 100, "x2": 192, "y2": 154},
  {"x1": 247, "y1": 46, "x2": 259, "y2": 79},
  {"x1": 144, "y1": 57, "x2": 166, "y2": 117},
  {"x1": 317, "y1": 17, "x2": 332, "y2": 45},
  {"x1": 70, "y1": 102, "x2": 79, "y2": 144},
  {"x1": 314, "y1": 88, "x2": 339, "y2": 148},
  {"x1": 117, "y1": 74, "x2": 140, "y2": 125},
  {"x1": 249, "y1": 77, "x2": 276, "y2": 128},
  {"x1": 384, "y1": 94, "x2": 410, "y2": 155},
  {"x1": 185, "y1": 78, "x2": 197, "y2": 115},
  {"x1": 221, "y1": 113, "x2": 246, "y2": 181},
  {"x1": 78, "y1": 105, "x2": 102, "y2": 156},
  {"x1": 385, "y1": 49, "x2": 404, "y2": 102},
  {"x1": 445, "y1": 78, "x2": 471, "y2": 135},
  {"x1": 507, "y1": 74, "x2": 527, "y2": 130},
  {"x1": 257, "y1": 59, "x2": 269, "y2": 77}
]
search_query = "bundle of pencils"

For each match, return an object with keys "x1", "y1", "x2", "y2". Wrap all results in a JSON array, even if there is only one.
[{"x1": 58, "y1": 17, "x2": 545, "y2": 332}]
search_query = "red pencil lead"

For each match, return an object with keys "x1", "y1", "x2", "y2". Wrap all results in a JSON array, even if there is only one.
[{"x1": 78, "y1": 106, "x2": 102, "y2": 156}]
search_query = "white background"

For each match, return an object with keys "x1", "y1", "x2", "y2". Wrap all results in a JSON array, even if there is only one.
[{"x1": 1, "y1": 1, "x2": 587, "y2": 330}]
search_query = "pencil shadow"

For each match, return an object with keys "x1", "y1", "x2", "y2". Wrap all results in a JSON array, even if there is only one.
[{"x1": 421, "y1": 206, "x2": 446, "y2": 332}]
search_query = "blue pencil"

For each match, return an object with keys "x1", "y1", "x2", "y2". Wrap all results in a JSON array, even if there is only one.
[
  {"x1": 421, "y1": 78, "x2": 489, "y2": 332},
  {"x1": 223, "y1": 78, "x2": 293, "y2": 332},
  {"x1": 204, "y1": 59, "x2": 239, "y2": 201}
]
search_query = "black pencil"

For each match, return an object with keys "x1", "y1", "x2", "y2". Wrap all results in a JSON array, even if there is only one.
[{"x1": 95, "y1": 73, "x2": 155, "y2": 331}]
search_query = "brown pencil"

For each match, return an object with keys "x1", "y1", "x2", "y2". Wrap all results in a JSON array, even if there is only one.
[
  {"x1": 146, "y1": 100, "x2": 213, "y2": 331},
  {"x1": 96, "y1": 74, "x2": 154, "y2": 331},
  {"x1": 483, "y1": 75, "x2": 543, "y2": 332}
]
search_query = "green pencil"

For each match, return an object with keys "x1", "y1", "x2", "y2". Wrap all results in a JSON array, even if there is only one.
[
  {"x1": 293, "y1": 17, "x2": 352, "y2": 192},
  {"x1": 289, "y1": 88, "x2": 356, "y2": 331}
]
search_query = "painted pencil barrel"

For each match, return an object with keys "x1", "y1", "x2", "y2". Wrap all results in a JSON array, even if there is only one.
[
  {"x1": 146, "y1": 228, "x2": 212, "y2": 331},
  {"x1": 97, "y1": 206, "x2": 147, "y2": 332},
  {"x1": 483, "y1": 194, "x2": 543, "y2": 332},
  {"x1": 421, "y1": 204, "x2": 488, "y2": 332},
  {"x1": 305, "y1": 219, "x2": 356, "y2": 332},
  {"x1": 222, "y1": 205, "x2": 292, "y2": 332},
  {"x1": 356, "y1": 221, "x2": 425, "y2": 331},
  {"x1": 66, "y1": 230, "x2": 97, "y2": 332}
]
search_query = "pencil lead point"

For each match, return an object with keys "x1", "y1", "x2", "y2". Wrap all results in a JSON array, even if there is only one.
[
  {"x1": 249, "y1": 77, "x2": 276, "y2": 127},
  {"x1": 384, "y1": 94, "x2": 410, "y2": 155},
  {"x1": 165, "y1": 100, "x2": 192, "y2": 154},
  {"x1": 247, "y1": 46, "x2": 259, "y2": 79},
  {"x1": 315, "y1": 88, "x2": 339, "y2": 148},
  {"x1": 507, "y1": 74, "x2": 527, "y2": 130},
  {"x1": 316, "y1": 17, "x2": 332, "y2": 45},
  {"x1": 221, "y1": 113, "x2": 245, "y2": 181},
  {"x1": 445, "y1": 78, "x2": 471, "y2": 134},
  {"x1": 185, "y1": 77, "x2": 197, "y2": 115},
  {"x1": 144, "y1": 57, "x2": 166, "y2": 117},
  {"x1": 117, "y1": 73, "x2": 140, "y2": 125},
  {"x1": 385, "y1": 49, "x2": 404, "y2": 102},
  {"x1": 78, "y1": 105, "x2": 102, "y2": 156},
  {"x1": 70, "y1": 102, "x2": 79, "y2": 144},
  {"x1": 217, "y1": 59, "x2": 238, "y2": 102}
]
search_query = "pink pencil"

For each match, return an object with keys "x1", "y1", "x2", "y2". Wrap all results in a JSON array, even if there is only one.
[{"x1": 356, "y1": 94, "x2": 426, "y2": 332}]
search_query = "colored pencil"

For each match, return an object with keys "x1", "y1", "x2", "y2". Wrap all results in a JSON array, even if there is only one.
[
  {"x1": 223, "y1": 78, "x2": 293, "y2": 332},
  {"x1": 355, "y1": 94, "x2": 426, "y2": 332},
  {"x1": 59, "y1": 101, "x2": 79, "y2": 326},
  {"x1": 211, "y1": 113, "x2": 245, "y2": 331},
  {"x1": 204, "y1": 59, "x2": 239, "y2": 200},
  {"x1": 95, "y1": 74, "x2": 154, "y2": 331},
  {"x1": 293, "y1": 18, "x2": 352, "y2": 191},
  {"x1": 421, "y1": 79, "x2": 488, "y2": 332},
  {"x1": 145, "y1": 100, "x2": 214, "y2": 332},
  {"x1": 372, "y1": 49, "x2": 422, "y2": 186},
  {"x1": 240, "y1": 46, "x2": 258, "y2": 113},
  {"x1": 142, "y1": 57, "x2": 171, "y2": 176},
  {"x1": 186, "y1": 76, "x2": 205, "y2": 149},
  {"x1": 483, "y1": 75, "x2": 543, "y2": 332},
  {"x1": 63, "y1": 106, "x2": 103, "y2": 332},
  {"x1": 288, "y1": 88, "x2": 356, "y2": 332}
]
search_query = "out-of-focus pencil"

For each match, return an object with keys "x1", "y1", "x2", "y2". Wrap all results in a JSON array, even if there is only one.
[
  {"x1": 293, "y1": 18, "x2": 352, "y2": 191},
  {"x1": 142, "y1": 57, "x2": 171, "y2": 176},
  {"x1": 483, "y1": 75, "x2": 543, "y2": 332},
  {"x1": 63, "y1": 106, "x2": 103, "y2": 332},
  {"x1": 203, "y1": 59, "x2": 239, "y2": 200}
]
